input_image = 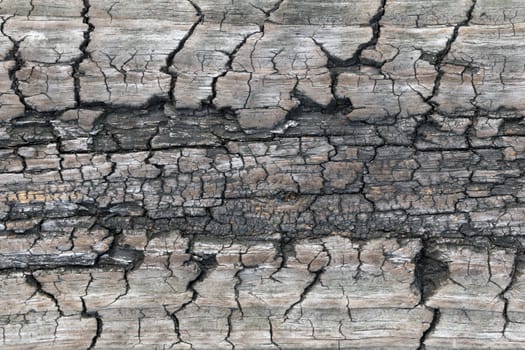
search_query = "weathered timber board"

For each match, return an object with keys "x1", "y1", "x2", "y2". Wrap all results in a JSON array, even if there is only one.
[{"x1": 1, "y1": 0, "x2": 525, "y2": 349}]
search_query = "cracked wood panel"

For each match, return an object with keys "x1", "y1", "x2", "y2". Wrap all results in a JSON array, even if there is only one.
[
  {"x1": 2, "y1": 0, "x2": 525, "y2": 349},
  {"x1": 2, "y1": 236, "x2": 525, "y2": 349}
]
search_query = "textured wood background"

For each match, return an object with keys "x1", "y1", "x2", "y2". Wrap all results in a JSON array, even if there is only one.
[{"x1": 1, "y1": 0, "x2": 525, "y2": 349}]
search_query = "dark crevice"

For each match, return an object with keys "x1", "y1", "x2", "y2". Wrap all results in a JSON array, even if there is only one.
[
  {"x1": 73, "y1": 0, "x2": 95, "y2": 107},
  {"x1": 1, "y1": 16, "x2": 32, "y2": 113},
  {"x1": 268, "y1": 317, "x2": 281, "y2": 350},
  {"x1": 233, "y1": 259, "x2": 245, "y2": 318},
  {"x1": 414, "y1": 0, "x2": 478, "y2": 142},
  {"x1": 163, "y1": 305, "x2": 192, "y2": 348},
  {"x1": 414, "y1": 241, "x2": 450, "y2": 303},
  {"x1": 354, "y1": 0, "x2": 388, "y2": 66},
  {"x1": 114, "y1": 269, "x2": 130, "y2": 302},
  {"x1": 209, "y1": 0, "x2": 286, "y2": 110},
  {"x1": 27, "y1": 0, "x2": 35, "y2": 18},
  {"x1": 208, "y1": 30, "x2": 259, "y2": 108},
  {"x1": 353, "y1": 243, "x2": 364, "y2": 280},
  {"x1": 25, "y1": 274, "x2": 64, "y2": 317},
  {"x1": 161, "y1": 0, "x2": 204, "y2": 102},
  {"x1": 225, "y1": 308, "x2": 236, "y2": 349},
  {"x1": 417, "y1": 308, "x2": 441, "y2": 350},
  {"x1": 82, "y1": 298, "x2": 103, "y2": 350},
  {"x1": 269, "y1": 235, "x2": 294, "y2": 282},
  {"x1": 23, "y1": 274, "x2": 63, "y2": 348},
  {"x1": 171, "y1": 251, "x2": 217, "y2": 328},
  {"x1": 426, "y1": 0, "x2": 478, "y2": 102},
  {"x1": 313, "y1": 0, "x2": 387, "y2": 70},
  {"x1": 283, "y1": 245, "x2": 330, "y2": 320},
  {"x1": 308, "y1": 0, "x2": 387, "y2": 115},
  {"x1": 500, "y1": 253, "x2": 520, "y2": 338},
  {"x1": 267, "y1": 0, "x2": 285, "y2": 17}
]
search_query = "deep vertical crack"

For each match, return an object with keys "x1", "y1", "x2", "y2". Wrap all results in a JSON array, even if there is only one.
[
  {"x1": 82, "y1": 299, "x2": 103, "y2": 350},
  {"x1": 233, "y1": 253, "x2": 245, "y2": 319},
  {"x1": 413, "y1": 240, "x2": 449, "y2": 303},
  {"x1": 312, "y1": 0, "x2": 387, "y2": 69},
  {"x1": 1, "y1": 15, "x2": 32, "y2": 112},
  {"x1": 355, "y1": 0, "x2": 387, "y2": 63},
  {"x1": 499, "y1": 253, "x2": 519, "y2": 339},
  {"x1": 169, "y1": 252, "x2": 215, "y2": 345},
  {"x1": 210, "y1": 0, "x2": 285, "y2": 108},
  {"x1": 163, "y1": 304, "x2": 192, "y2": 348},
  {"x1": 161, "y1": 0, "x2": 204, "y2": 101},
  {"x1": 309, "y1": 0, "x2": 387, "y2": 113},
  {"x1": 283, "y1": 244, "x2": 330, "y2": 320},
  {"x1": 209, "y1": 31, "x2": 259, "y2": 107},
  {"x1": 427, "y1": 0, "x2": 477, "y2": 102},
  {"x1": 225, "y1": 308, "x2": 235, "y2": 349},
  {"x1": 415, "y1": 0, "x2": 477, "y2": 143},
  {"x1": 268, "y1": 316, "x2": 281, "y2": 350},
  {"x1": 109, "y1": 268, "x2": 130, "y2": 305},
  {"x1": 267, "y1": 0, "x2": 285, "y2": 17},
  {"x1": 73, "y1": 0, "x2": 96, "y2": 107},
  {"x1": 25, "y1": 273, "x2": 64, "y2": 345},
  {"x1": 417, "y1": 308, "x2": 441, "y2": 350},
  {"x1": 27, "y1": 0, "x2": 35, "y2": 18},
  {"x1": 25, "y1": 274, "x2": 64, "y2": 317},
  {"x1": 81, "y1": 274, "x2": 103, "y2": 350},
  {"x1": 137, "y1": 309, "x2": 145, "y2": 344},
  {"x1": 414, "y1": 241, "x2": 447, "y2": 349}
]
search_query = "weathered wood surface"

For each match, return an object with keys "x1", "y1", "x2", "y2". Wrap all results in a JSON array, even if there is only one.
[{"x1": 2, "y1": 0, "x2": 525, "y2": 349}]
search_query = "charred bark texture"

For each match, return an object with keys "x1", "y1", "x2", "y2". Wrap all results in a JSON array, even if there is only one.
[{"x1": 1, "y1": 0, "x2": 525, "y2": 349}]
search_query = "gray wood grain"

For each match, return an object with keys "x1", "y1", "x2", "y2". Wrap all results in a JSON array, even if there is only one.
[{"x1": 1, "y1": 0, "x2": 525, "y2": 348}]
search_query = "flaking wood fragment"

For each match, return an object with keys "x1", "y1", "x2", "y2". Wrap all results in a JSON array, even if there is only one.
[{"x1": 2, "y1": 0, "x2": 525, "y2": 349}]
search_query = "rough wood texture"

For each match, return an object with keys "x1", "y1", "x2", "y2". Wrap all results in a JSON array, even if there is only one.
[{"x1": 2, "y1": 0, "x2": 525, "y2": 349}]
